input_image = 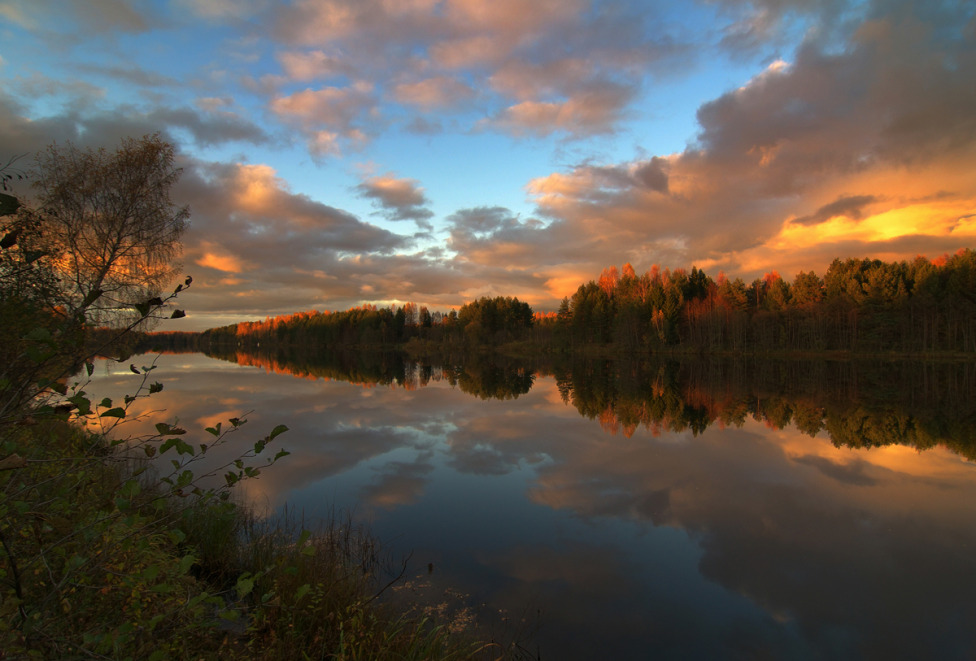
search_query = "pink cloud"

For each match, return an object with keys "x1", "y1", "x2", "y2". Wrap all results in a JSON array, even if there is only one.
[{"x1": 393, "y1": 76, "x2": 475, "y2": 110}]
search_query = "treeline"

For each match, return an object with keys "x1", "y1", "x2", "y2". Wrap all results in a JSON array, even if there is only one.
[
  {"x1": 187, "y1": 296, "x2": 534, "y2": 352},
  {"x1": 539, "y1": 250, "x2": 976, "y2": 354},
  {"x1": 142, "y1": 250, "x2": 976, "y2": 356}
]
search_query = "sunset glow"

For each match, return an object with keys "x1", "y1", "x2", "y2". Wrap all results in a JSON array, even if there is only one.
[{"x1": 1, "y1": 0, "x2": 973, "y2": 329}]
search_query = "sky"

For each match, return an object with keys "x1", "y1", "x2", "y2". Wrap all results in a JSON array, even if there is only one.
[{"x1": 1, "y1": 0, "x2": 974, "y2": 330}]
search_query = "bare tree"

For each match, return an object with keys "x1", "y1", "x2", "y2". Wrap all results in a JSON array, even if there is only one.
[{"x1": 31, "y1": 133, "x2": 189, "y2": 324}]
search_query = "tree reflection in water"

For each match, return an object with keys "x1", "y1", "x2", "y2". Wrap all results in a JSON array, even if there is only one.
[{"x1": 202, "y1": 346, "x2": 976, "y2": 462}]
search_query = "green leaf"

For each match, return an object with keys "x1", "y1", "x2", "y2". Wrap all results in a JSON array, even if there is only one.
[
  {"x1": 85, "y1": 361, "x2": 95, "y2": 376},
  {"x1": 149, "y1": 381, "x2": 163, "y2": 394},
  {"x1": 235, "y1": 573, "x2": 255, "y2": 598},
  {"x1": 120, "y1": 479, "x2": 141, "y2": 498},
  {"x1": 268, "y1": 424, "x2": 289, "y2": 440},
  {"x1": 170, "y1": 309, "x2": 186, "y2": 319},
  {"x1": 100, "y1": 407, "x2": 126, "y2": 418},
  {"x1": 295, "y1": 583, "x2": 312, "y2": 601},
  {"x1": 68, "y1": 393, "x2": 92, "y2": 416},
  {"x1": 99, "y1": 397, "x2": 113, "y2": 408},
  {"x1": 205, "y1": 422, "x2": 221, "y2": 436},
  {"x1": 177, "y1": 470, "x2": 194, "y2": 487},
  {"x1": 179, "y1": 554, "x2": 198, "y2": 574}
]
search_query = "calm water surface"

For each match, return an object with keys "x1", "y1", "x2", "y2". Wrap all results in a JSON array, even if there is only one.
[{"x1": 86, "y1": 352, "x2": 976, "y2": 660}]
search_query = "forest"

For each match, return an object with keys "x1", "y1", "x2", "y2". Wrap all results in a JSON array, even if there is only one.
[{"x1": 146, "y1": 250, "x2": 976, "y2": 356}]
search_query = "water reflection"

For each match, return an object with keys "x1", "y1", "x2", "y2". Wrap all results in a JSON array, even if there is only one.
[{"x1": 85, "y1": 351, "x2": 976, "y2": 659}]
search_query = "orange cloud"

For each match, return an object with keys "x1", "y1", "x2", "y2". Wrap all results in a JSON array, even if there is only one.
[
  {"x1": 196, "y1": 249, "x2": 245, "y2": 274},
  {"x1": 393, "y1": 76, "x2": 475, "y2": 109},
  {"x1": 487, "y1": 84, "x2": 631, "y2": 136},
  {"x1": 429, "y1": 35, "x2": 502, "y2": 69},
  {"x1": 444, "y1": 0, "x2": 582, "y2": 33},
  {"x1": 271, "y1": 82, "x2": 374, "y2": 128},
  {"x1": 277, "y1": 50, "x2": 350, "y2": 81}
]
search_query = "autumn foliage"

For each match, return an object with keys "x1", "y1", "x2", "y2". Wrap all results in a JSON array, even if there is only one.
[{"x1": 540, "y1": 251, "x2": 976, "y2": 354}]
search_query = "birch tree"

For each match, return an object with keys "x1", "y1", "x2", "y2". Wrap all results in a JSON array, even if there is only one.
[{"x1": 32, "y1": 133, "x2": 189, "y2": 324}]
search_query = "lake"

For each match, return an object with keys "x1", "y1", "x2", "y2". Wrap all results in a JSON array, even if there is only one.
[{"x1": 84, "y1": 351, "x2": 976, "y2": 660}]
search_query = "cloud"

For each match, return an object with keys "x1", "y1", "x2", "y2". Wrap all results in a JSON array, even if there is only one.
[
  {"x1": 360, "y1": 455, "x2": 435, "y2": 509},
  {"x1": 267, "y1": 0, "x2": 693, "y2": 143},
  {"x1": 174, "y1": 0, "x2": 271, "y2": 21},
  {"x1": 72, "y1": 63, "x2": 179, "y2": 88},
  {"x1": 712, "y1": 0, "x2": 867, "y2": 56},
  {"x1": 146, "y1": 107, "x2": 273, "y2": 148},
  {"x1": 791, "y1": 194, "x2": 879, "y2": 226},
  {"x1": 171, "y1": 159, "x2": 422, "y2": 319},
  {"x1": 459, "y1": 2, "x2": 976, "y2": 288},
  {"x1": 271, "y1": 82, "x2": 376, "y2": 153},
  {"x1": 276, "y1": 50, "x2": 355, "y2": 81},
  {"x1": 355, "y1": 173, "x2": 434, "y2": 227},
  {"x1": 429, "y1": 35, "x2": 504, "y2": 69},
  {"x1": 0, "y1": 0, "x2": 156, "y2": 33},
  {"x1": 195, "y1": 245, "x2": 246, "y2": 273},
  {"x1": 791, "y1": 454, "x2": 878, "y2": 486},
  {"x1": 484, "y1": 81, "x2": 636, "y2": 137},
  {"x1": 393, "y1": 76, "x2": 476, "y2": 110},
  {"x1": 0, "y1": 80, "x2": 271, "y2": 161},
  {"x1": 273, "y1": 0, "x2": 442, "y2": 48},
  {"x1": 271, "y1": 82, "x2": 375, "y2": 127}
]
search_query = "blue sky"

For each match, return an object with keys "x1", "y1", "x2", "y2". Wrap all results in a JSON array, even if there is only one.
[{"x1": 1, "y1": 0, "x2": 974, "y2": 329}]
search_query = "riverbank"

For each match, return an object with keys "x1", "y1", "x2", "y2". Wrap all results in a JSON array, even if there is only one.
[{"x1": 0, "y1": 412, "x2": 497, "y2": 659}]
